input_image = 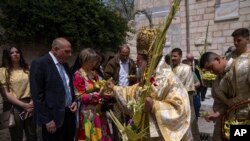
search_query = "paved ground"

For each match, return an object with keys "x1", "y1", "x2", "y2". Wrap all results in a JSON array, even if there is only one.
[
  {"x1": 0, "y1": 89, "x2": 215, "y2": 141},
  {"x1": 198, "y1": 88, "x2": 214, "y2": 141}
]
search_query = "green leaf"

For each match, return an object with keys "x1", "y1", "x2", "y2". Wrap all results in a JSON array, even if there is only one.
[{"x1": 0, "y1": 0, "x2": 128, "y2": 50}]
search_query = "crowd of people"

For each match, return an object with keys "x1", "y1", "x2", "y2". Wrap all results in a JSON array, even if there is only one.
[{"x1": 0, "y1": 27, "x2": 249, "y2": 141}]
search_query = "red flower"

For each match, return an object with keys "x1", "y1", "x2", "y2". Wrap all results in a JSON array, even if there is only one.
[{"x1": 150, "y1": 77, "x2": 158, "y2": 86}]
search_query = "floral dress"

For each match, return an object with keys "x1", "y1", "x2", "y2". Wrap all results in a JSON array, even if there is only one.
[{"x1": 73, "y1": 68, "x2": 112, "y2": 141}]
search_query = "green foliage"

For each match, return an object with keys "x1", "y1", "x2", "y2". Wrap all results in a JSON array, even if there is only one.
[
  {"x1": 105, "y1": 0, "x2": 152, "y2": 28},
  {"x1": 105, "y1": 0, "x2": 135, "y2": 22},
  {"x1": 0, "y1": 0, "x2": 128, "y2": 51}
]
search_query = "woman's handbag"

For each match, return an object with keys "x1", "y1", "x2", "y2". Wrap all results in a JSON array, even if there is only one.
[{"x1": 0, "y1": 107, "x2": 15, "y2": 130}]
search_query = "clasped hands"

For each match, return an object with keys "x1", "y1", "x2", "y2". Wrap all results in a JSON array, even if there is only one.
[{"x1": 20, "y1": 101, "x2": 34, "y2": 120}]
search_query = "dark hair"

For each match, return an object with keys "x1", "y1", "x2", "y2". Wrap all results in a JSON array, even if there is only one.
[
  {"x1": 224, "y1": 46, "x2": 236, "y2": 60},
  {"x1": 164, "y1": 54, "x2": 171, "y2": 65},
  {"x1": 138, "y1": 53, "x2": 148, "y2": 62},
  {"x1": 199, "y1": 52, "x2": 220, "y2": 69},
  {"x1": 94, "y1": 52, "x2": 105, "y2": 78},
  {"x1": 1, "y1": 46, "x2": 29, "y2": 91},
  {"x1": 231, "y1": 28, "x2": 249, "y2": 38},
  {"x1": 171, "y1": 48, "x2": 182, "y2": 56},
  {"x1": 182, "y1": 59, "x2": 189, "y2": 64},
  {"x1": 96, "y1": 52, "x2": 105, "y2": 65}
]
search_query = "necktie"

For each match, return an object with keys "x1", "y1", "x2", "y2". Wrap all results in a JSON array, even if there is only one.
[{"x1": 58, "y1": 63, "x2": 72, "y2": 107}]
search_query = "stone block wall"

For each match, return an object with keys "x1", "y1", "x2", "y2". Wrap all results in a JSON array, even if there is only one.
[
  {"x1": 180, "y1": 0, "x2": 250, "y2": 57},
  {"x1": 134, "y1": 0, "x2": 250, "y2": 58}
]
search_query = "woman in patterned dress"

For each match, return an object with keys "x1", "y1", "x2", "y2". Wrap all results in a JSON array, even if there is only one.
[{"x1": 73, "y1": 48, "x2": 112, "y2": 141}]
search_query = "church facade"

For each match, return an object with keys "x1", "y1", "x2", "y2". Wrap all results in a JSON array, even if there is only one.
[{"x1": 131, "y1": 0, "x2": 250, "y2": 58}]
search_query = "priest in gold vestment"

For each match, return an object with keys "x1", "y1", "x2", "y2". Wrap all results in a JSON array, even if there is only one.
[{"x1": 110, "y1": 57, "x2": 192, "y2": 141}]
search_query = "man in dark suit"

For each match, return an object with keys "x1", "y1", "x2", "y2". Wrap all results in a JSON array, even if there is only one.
[{"x1": 30, "y1": 37, "x2": 77, "y2": 141}]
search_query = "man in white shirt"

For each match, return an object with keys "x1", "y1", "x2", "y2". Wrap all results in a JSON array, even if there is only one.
[{"x1": 30, "y1": 37, "x2": 77, "y2": 141}]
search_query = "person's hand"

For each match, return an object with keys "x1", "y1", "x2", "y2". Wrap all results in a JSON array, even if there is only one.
[
  {"x1": 46, "y1": 120, "x2": 57, "y2": 134},
  {"x1": 205, "y1": 112, "x2": 220, "y2": 122},
  {"x1": 27, "y1": 111, "x2": 33, "y2": 118},
  {"x1": 128, "y1": 75, "x2": 136, "y2": 81},
  {"x1": 29, "y1": 100, "x2": 33, "y2": 105},
  {"x1": 106, "y1": 80, "x2": 115, "y2": 90},
  {"x1": 69, "y1": 102, "x2": 77, "y2": 112},
  {"x1": 101, "y1": 89, "x2": 114, "y2": 97},
  {"x1": 99, "y1": 87, "x2": 105, "y2": 96},
  {"x1": 150, "y1": 92, "x2": 157, "y2": 98},
  {"x1": 27, "y1": 102, "x2": 34, "y2": 112},
  {"x1": 21, "y1": 103, "x2": 33, "y2": 112},
  {"x1": 144, "y1": 97, "x2": 153, "y2": 113},
  {"x1": 26, "y1": 101, "x2": 34, "y2": 116}
]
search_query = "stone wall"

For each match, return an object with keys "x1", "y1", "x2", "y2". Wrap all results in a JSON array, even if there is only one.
[
  {"x1": 134, "y1": 0, "x2": 250, "y2": 58},
  {"x1": 181, "y1": 0, "x2": 250, "y2": 57}
]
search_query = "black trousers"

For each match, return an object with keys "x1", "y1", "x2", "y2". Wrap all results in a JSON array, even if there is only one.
[
  {"x1": 200, "y1": 86, "x2": 208, "y2": 101},
  {"x1": 42, "y1": 108, "x2": 75, "y2": 141},
  {"x1": 4, "y1": 100, "x2": 37, "y2": 141}
]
